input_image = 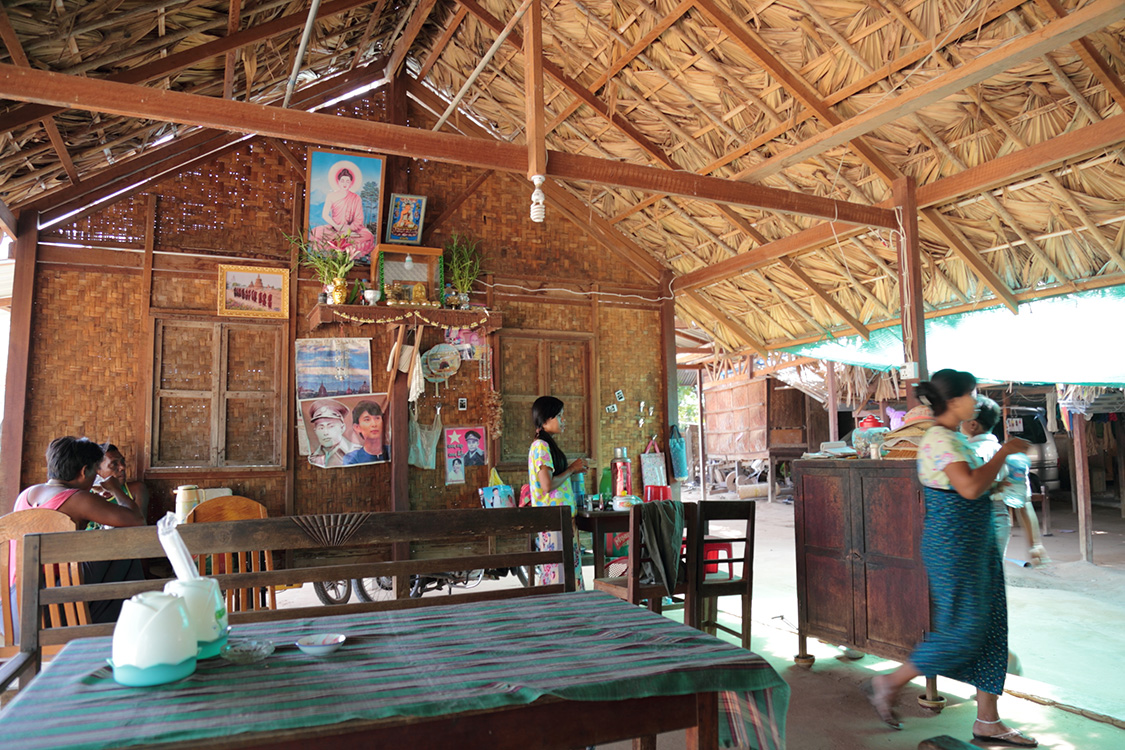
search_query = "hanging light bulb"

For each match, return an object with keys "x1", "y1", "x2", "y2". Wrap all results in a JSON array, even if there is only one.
[
  {"x1": 404, "y1": 254, "x2": 414, "y2": 270},
  {"x1": 530, "y1": 174, "x2": 546, "y2": 223}
]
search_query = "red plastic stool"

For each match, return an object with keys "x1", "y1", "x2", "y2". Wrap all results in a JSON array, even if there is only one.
[
  {"x1": 643, "y1": 485, "x2": 671, "y2": 503},
  {"x1": 703, "y1": 537, "x2": 734, "y2": 578}
]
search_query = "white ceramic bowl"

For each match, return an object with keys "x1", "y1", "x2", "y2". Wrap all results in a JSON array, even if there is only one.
[{"x1": 295, "y1": 633, "x2": 346, "y2": 656}]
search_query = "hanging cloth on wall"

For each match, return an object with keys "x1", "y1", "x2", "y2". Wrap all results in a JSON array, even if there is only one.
[
  {"x1": 408, "y1": 405, "x2": 443, "y2": 470},
  {"x1": 668, "y1": 425, "x2": 689, "y2": 482},
  {"x1": 408, "y1": 335, "x2": 425, "y2": 402}
]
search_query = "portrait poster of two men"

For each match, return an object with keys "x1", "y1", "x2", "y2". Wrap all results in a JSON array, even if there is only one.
[{"x1": 300, "y1": 394, "x2": 390, "y2": 468}]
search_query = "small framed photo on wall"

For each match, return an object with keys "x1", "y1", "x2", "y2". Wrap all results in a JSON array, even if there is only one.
[
  {"x1": 384, "y1": 194, "x2": 427, "y2": 245},
  {"x1": 218, "y1": 264, "x2": 289, "y2": 319}
]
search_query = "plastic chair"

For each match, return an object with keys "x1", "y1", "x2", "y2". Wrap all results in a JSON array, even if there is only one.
[
  {"x1": 593, "y1": 501, "x2": 698, "y2": 626},
  {"x1": 1, "y1": 509, "x2": 85, "y2": 660},
  {"x1": 184, "y1": 496, "x2": 276, "y2": 612},
  {"x1": 692, "y1": 500, "x2": 756, "y2": 649}
]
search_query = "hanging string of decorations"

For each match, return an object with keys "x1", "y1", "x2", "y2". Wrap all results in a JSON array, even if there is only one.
[{"x1": 329, "y1": 307, "x2": 494, "y2": 331}]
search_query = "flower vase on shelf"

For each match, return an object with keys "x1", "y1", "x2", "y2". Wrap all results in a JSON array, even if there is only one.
[{"x1": 330, "y1": 278, "x2": 349, "y2": 305}]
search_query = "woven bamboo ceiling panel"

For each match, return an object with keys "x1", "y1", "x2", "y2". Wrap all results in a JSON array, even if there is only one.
[{"x1": 1, "y1": 0, "x2": 1123, "y2": 356}]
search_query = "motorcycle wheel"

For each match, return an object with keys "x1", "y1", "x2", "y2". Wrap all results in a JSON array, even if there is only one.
[
  {"x1": 353, "y1": 576, "x2": 396, "y2": 602},
  {"x1": 313, "y1": 579, "x2": 352, "y2": 605}
]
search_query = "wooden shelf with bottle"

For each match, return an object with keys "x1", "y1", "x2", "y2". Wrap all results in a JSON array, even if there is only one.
[{"x1": 307, "y1": 303, "x2": 503, "y2": 334}]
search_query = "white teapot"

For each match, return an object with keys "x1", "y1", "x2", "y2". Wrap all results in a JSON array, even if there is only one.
[{"x1": 111, "y1": 591, "x2": 198, "y2": 686}]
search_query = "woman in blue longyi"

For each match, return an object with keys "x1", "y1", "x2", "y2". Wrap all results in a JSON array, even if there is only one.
[{"x1": 864, "y1": 369, "x2": 1037, "y2": 748}]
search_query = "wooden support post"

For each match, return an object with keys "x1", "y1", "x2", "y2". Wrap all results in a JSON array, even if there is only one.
[
  {"x1": 0, "y1": 210, "x2": 37, "y2": 513},
  {"x1": 1072, "y1": 412, "x2": 1093, "y2": 563},
  {"x1": 698, "y1": 372, "x2": 708, "y2": 501},
  {"x1": 893, "y1": 176, "x2": 927, "y2": 405},
  {"x1": 136, "y1": 195, "x2": 158, "y2": 518},
  {"x1": 825, "y1": 361, "x2": 838, "y2": 443},
  {"x1": 1115, "y1": 416, "x2": 1125, "y2": 518},
  {"x1": 660, "y1": 274, "x2": 679, "y2": 501}
]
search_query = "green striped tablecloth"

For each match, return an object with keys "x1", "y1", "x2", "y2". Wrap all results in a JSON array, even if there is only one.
[{"x1": 0, "y1": 590, "x2": 788, "y2": 749}]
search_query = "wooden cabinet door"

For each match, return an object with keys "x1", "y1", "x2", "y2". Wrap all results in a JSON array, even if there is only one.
[
  {"x1": 795, "y1": 465, "x2": 855, "y2": 646},
  {"x1": 853, "y1": 465, "x2": 930, "y2": 661}
]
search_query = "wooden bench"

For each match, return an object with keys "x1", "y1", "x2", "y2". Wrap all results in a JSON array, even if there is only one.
[{"x1": 2, "y1": 506, "x2": 574, "y2": 691}]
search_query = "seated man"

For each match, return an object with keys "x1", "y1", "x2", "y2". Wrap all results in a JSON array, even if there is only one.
[{"x1": 343, "y1": 400, "x2": 390, "y2": 464}]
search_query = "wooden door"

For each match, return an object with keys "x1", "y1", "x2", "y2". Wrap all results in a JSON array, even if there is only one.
[
  {"x1": 854, "y1": 464, "x2": 930, "y2": 660},
  {"x1": 795, "y1": 462, "x2": 855, "y2": 646}
]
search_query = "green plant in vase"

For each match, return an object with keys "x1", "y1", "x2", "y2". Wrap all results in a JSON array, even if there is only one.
[
  {"x1": 445, "y1": 232, "x2": 482, "y2": 309},
  {"x1": 282, "y1": 231, "x2": 356, "y2": 304}
]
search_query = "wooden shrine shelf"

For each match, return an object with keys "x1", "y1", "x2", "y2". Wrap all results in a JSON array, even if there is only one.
[{"x1": 308, "y1": 303, "x2": 503, "y2": 334}]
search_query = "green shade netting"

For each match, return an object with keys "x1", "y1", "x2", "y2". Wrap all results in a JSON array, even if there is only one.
[{"x1": 781, "y1": 286, "x2": 1125, "y2": 386}]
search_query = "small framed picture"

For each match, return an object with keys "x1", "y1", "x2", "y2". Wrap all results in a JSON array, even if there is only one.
[
  {"x1": 385, "y1": 193, "x2": 427, "y2": 245},
  {"x1": 458, "y1": 398, "x2": 468, "y2": 411},
  {"x1": 605, "y1": 404, "x2": 618, "y2": 414},
  {"x1": 614, "y1": 390, "x2": 625, "y2": 402},
  {"x1": 218, "y1": 264, "x2": 289, "y2": 319}
]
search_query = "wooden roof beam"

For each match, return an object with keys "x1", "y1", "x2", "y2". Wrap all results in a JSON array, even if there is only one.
[
  {"x1": 524, "y1": 0, "x2": 546, "y2": 180},
  {"x1": 350, "y1": 0, "x2": 389, "y2": 71},
  {"x1": 222, "y1": 0, "x2": 242, "y2": 99},
  {"x1": 0, "y1": 63, "x2": 896, "y2": 228},
  {"x1": 0, "y1": 0, "x2": 375, "y2": 137},
  {"x1": 735, "y1": 0, "x2": 1125, "y2": 182}
]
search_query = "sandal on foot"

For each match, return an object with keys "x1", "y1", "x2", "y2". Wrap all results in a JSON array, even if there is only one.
[
  {"x1": 972, "y1": 728, "x2": 1038, "y2": 747},
  {"x1": 861, "y1": 678, "x2": 902, "y2": 730}
]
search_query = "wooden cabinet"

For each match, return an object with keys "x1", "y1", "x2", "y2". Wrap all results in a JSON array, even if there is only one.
[{"x1": 793, "y1": 459, "x2": 931, "y2": 664}]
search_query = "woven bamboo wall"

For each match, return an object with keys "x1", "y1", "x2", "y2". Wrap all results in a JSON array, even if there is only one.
[
  {"x1": 20, "y1": 90, "x2": 668, "y2": 518},
  {"x1": 22, "y1": 268, "x2": 144, "y2": 488}
]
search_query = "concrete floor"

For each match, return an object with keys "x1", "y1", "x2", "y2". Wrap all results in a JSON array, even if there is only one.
[{"x1": 276, "y1": 492, "x2": 1125, "y2": 749}]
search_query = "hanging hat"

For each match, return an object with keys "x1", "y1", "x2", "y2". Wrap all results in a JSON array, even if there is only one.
[
  {"x1": 421, "y1": 344, "x2": 461, "y2": 384},
  {"x1": 901, "y1": 405, "x2": 935, "y2": 426}
]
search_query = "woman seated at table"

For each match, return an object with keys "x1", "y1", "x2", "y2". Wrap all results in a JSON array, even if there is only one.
[
  {"x1": 92, "y1": 442, "x2": 150, "y2": 524},
  {"x1": 12, "y1": 436, "x2": 146, "y2": 623}
]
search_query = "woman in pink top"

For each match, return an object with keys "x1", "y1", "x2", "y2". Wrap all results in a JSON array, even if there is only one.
[{"x1": 12, "y1": 437, "x2": 145, "y2": 624}]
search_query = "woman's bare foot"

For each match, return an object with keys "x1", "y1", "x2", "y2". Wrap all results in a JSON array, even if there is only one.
[
  {"x1": 862, "y1": 676, "x2": 902, "y2": 729},
  {"x1": 972, "y1": 719, "x2": 1038, "y2": 747}
]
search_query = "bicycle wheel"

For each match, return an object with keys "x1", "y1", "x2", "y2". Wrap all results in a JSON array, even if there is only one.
[
  {"x1": 313, "y1": 579, "x2": 352, "y2": 605},
  {"x1": 353, "y1": 576, "x2": 395, "y2": 602}
]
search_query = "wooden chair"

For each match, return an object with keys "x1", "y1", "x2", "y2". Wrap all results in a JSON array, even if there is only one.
[
  {"x1": 184, "y1": 496, "x2": 276, "y2": 612},
  {"x1": 593, "y1": 501, "x2": 698, "y2": 626},
  {"x1": 693, "y1": 500, "x2": 756, "y2": 649},
  {"x1": 1, "y1": 509, "x2": 86, "y2": 662}
]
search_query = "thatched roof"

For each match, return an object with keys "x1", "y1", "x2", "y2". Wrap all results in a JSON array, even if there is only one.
[{"x1": 1, "y1": 0, "x2": 1123, "y2": 360}]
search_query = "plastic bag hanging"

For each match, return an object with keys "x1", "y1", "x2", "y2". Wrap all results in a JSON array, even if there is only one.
[{"x1": 156, "y1": 512, "x2": 200, "y2": 581}]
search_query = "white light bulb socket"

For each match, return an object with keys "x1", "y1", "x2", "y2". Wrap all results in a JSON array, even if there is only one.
[{"x1": 403, "y1": 254, "x2": 414, "y2": 270}]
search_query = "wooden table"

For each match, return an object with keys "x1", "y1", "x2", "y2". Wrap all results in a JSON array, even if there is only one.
[
  {"x1": 0, "y1": 591, "x2": 788, "y2": 750},
  {"x1": 575, "y1": 508, "x2": 629, "y2": 578}
]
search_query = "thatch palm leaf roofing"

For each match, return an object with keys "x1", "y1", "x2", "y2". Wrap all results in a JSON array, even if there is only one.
[{"x1": 0, "y1": 0, "x2": 1122, "y2": 360}]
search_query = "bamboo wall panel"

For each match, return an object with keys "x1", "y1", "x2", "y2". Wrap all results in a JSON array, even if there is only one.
[
  {"x1": 152, "y1": 275, "x2": 216, "y2": 311},
  {"x1": 155, "y1": 398, "x2": 210, "y2": 463},
  {"x1": 596, "y1": 305, "x2": 665, "y2": 477},
  {"x1": 159, "y1": 324, "x2": 213, "y2": 390},
  {"x1": 48, "y1": 195, "x2": 146, "y2": 246},
  {"x1": 22, "y1": 268, "x2": 144, "y2": 486},
  {"x1": 501, "y1": 300, "x2": 592, "y2": 331},
  {"x1": 226, "y1": 328, "x2": 275, "y2": 391}
]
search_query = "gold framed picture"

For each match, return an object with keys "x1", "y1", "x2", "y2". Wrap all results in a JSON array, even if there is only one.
[{"x1": 218, "y1": 264, "x2": 290, "y2": 319}]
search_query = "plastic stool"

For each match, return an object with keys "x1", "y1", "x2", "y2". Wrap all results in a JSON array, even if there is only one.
[
  {"x1": 703, "y1": 536, "x2": 734, "y2": 578},
  {"x1": 643, "y1": 485, "x2": 671, "y2": 503}
]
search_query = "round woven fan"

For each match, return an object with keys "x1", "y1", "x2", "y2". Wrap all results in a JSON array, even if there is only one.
[{"x1": 420, "y1": 344, "x2": 461, "y2": 384}]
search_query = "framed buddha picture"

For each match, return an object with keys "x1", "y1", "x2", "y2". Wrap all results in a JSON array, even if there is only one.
[
  {"x1": 384, "y1": 194, "x2": 427, "y2": 245},
  {"x1": 305, "y1": 148, "x2": 386, "y2": 265}
]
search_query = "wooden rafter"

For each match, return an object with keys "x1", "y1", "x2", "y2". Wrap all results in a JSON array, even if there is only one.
[
  {"x1": 418, "y1": 7, "x2": 468, "y2": 81},
  {"x1": 350, "y1": 0, "x2": 389, "y2": 71},
  {"x1": 672, "y1": 112, "x2": 1125, "y2": 293},
  {"x1": 223, "y1": 0, "x2": 242, "y2": 100},
  {"x1": 735, "y1": 0, "x2": 1125, "y2": 182},
  {"x1": 523, "y1": 0, "x2": 545, "y2": 180},
  {"x1": 0, "y1": 5, "x2": 79, "y2": 184},
  {"x1": 783, "y1": 259, "x2": 871, "y2": 339},
  {"x1": 384, "y1": 0, "x2": 440, "y2": 81},
  {"x1": 1034, "y1": 0, "x2": 1125, "y2": 110},
  {"x1": 0, "y1": 0, "x2": 375, "y2": 138}
]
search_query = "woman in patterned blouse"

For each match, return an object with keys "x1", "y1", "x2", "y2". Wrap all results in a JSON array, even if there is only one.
[
  {"x1": 864, "y1": 369, "x2": 1037, "y2": 747},
  {"x1": 527, "y1": 396, "x2": 587, "y2": 588}
]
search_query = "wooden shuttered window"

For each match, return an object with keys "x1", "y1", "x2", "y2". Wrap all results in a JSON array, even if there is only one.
[
  {"x1": 498, "y1": 333, "x2": 591, "y2": 468},
  {"x1": 152, "y1": 319, "x2": 284, "y2": 468}
]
